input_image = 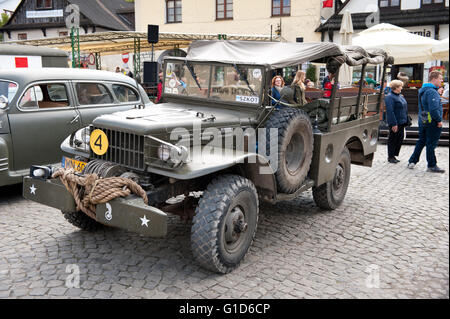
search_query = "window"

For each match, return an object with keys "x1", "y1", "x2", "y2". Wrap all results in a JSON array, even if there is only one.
[
  {"x1": 166, "y1": 0, "x2": 182, "y2": 23},
  {"x1": 272, "y1": 0, "x2": 290, "y2": 16},
  {"x1": 112, "y1": 85, "x2": 139, "y2": 103},
  {"x1": 0, "y1": 81, "x2": 18, "y2": 109},
  {"x1": 36, "y1": 0, "x2": 53, "y2": 9},
  {"x1": 164, "y1": 62, "x2": 211, "y2": 98},
  {"x1": 216, "y1": 0, "x2": 233, "y2": 20},
  {"x1": 18, "y1": 33, "x2": 27, "y2": 40},
  {"x1": 210, "y1": 65, "x2": 262, "y2": 104},
  {"x1": 379, "y1": 0, "x2": 400, "y2": 8},
  {"x1": 422, "y1": 0, "x2": 444, "y2": 5},
  {"x1": 19, "y1": 84, "x2": 70, "y2": 109},
  {"x1": 76, "y1": 83, "x2": 113, "y2": 105},
  {"x1": 163, "y1": 61, "x2": 263, "y2": 105}
]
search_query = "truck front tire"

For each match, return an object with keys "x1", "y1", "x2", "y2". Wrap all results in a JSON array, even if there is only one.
[
  {"x1": 191, "y1": 175, "x2": 259, "y2": 274},
  {"x1": 312, "y1": 147, "x2": 351, "y2": 210}
]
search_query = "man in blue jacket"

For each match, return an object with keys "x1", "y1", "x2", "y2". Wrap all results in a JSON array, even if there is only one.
[{"x1": 407, "y1": 71, "x2": 445, "y2": 173}]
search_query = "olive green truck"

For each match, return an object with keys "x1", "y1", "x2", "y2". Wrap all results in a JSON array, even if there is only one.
[{"x1": 23, "y1": 41, "x2": 393, "y2": 273}]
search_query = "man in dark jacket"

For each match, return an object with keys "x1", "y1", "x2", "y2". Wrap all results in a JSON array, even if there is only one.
[{"x1": 407, "y1": 71, "x2": 445, "y2": 173}]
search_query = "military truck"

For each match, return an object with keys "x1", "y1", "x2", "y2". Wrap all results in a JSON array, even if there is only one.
[{"x1": 23, "y1": 41, "x2": 393, "y2": 273}]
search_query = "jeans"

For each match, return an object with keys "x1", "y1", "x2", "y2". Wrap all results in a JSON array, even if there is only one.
[{"x1": 408, "y1": 123, "x2": 443, "y2": 168}]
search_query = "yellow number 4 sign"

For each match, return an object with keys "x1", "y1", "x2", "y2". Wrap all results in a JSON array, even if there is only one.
[{"x1": 90, "y1": 129, "x2": 109, "y2": 156}]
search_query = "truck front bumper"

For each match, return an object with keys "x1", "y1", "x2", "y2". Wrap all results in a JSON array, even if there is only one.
[{"x1": 23, "y1": 176, "x2": 167, "y2": 237}]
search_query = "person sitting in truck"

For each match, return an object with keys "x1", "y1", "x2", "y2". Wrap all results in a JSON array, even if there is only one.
[
  {"x1": 323, "y1": 73, "x2": 335, "y2": 98},
  {"x1": 291, "y1": 70, "x2": 307, "y2": 106},
  {"x1": 271, "y1": 75, "x2": 285, "y2": 106}
]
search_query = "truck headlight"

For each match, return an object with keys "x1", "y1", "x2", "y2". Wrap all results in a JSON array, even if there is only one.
[
  {"x1": 71, "y1": 127, "x2": 91, "y2": 151},
  {"x1": 157, "y1": 144, "x2": 171, "y2": 162}
]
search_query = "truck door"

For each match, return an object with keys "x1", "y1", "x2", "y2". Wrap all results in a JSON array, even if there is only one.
[
  {"x1": 72, "y1": 82, "x2": 139, "y2": 127},
  {"x1": 8, "y1": 82, "x2": 81, "y2": 172}
]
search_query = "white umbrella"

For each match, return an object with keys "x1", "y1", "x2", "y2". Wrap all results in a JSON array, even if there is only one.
[
  {"x1": 353, "y1": 23, "x2": 440, "y2": 64},
  {"x1": 339, "y1": 10, "x2": 354, "y2": 86},
  {"x1": 432, "y1": 37, "x2": 449, "y2": 61}
]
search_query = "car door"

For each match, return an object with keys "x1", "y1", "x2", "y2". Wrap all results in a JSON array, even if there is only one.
[
  {"x1": 73, "y1": 81, "x2": 140, "y2": 127},
  {"x1": 8, "y1": 81, "x2": 81, "y2": 172}
]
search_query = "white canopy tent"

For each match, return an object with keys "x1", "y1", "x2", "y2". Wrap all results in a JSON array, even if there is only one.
[
  {"x1": 339, "y1": 10, "x2": 354, "y2": 87},
  {"x1": 432, "y1": 37, "x2": 449, "y2": 61},
  {"x1": 353, "y1": 23, "x2": 440, "y2": 65}
]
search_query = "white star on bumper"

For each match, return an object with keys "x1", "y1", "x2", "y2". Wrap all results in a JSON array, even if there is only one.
[
  {"x1": 30, "y1": 184, "x2": 37, "y2": 195},
  {"x1": 140, "y1": 215, "x2": 150, "y2": 227}
]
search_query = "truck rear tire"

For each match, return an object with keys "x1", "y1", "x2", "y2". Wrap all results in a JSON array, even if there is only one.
[
  {"x1": 265, "y1": 108, "x2": 314, "y2": 194},
  {"x1": 312, "y1": 147, "x2": 351, "y2": 210},
  {"x1": 191, "y1": 175, "x2": 259, "y2": 274},
  {"x1": 62, "y1": 210, "x2": 104, "y2": 232}
]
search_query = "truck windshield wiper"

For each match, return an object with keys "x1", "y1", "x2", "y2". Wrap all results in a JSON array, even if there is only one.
[
  {"x1": 184, "y1": 61, "x2": 202, "y2": 90},
  {"x1": 233, "y1": 64, "x2": 256, "y2": 96}
]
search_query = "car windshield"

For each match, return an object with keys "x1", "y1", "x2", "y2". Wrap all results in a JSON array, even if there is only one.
[
  {"x1": 0, "y1": 81, "x2": 18, "y2": 108},
  {"x1": 164, "y1": 61, "x2": 263, "y2": 105}
]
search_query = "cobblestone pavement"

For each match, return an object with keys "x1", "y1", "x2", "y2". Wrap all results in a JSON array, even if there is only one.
[{"x1": 0, "y1": 145, "x2": 448, "y2": 299}]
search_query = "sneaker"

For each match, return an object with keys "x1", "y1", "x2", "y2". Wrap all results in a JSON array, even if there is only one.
[
  {"x1": 388, "y1": 158, "x2": 400, "y2": 164},
  {"x1": 407, "y1": 163, "x2": 415, "y2": 169},
  {"x1": 427, "y1": 166, "x2": 445, "y2": 173}
]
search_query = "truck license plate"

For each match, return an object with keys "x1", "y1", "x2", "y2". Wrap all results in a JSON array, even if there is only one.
[{"x1": 62, "y1": 156, "x2": 87, "y2": 173}]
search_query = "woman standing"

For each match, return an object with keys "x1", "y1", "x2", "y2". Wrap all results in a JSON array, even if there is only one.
[
  {"x1": 291, "y1": 70, "x2": 307, "y2": 106},
  {"x1": 271, "y1": 75, "x2": 285, "y2": 106},
  {"x1": 385, "y1": 80, "x2": 409, "y2": 164}
]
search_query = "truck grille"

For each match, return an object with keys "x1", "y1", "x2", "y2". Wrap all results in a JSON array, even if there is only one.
[{"x1": 91, "y1": 128, "x2": 145, "y2": 171}]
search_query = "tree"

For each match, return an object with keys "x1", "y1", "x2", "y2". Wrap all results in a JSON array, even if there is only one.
[
  {"x1": 306, "y1": 64, "x2": 317, "y2": 83},
  {"x1": 0, "y1": 13, "x2": 10, "y2": 42}
]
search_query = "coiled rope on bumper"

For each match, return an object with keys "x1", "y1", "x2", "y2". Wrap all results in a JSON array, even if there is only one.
[{"x1": 52, "y1": 168, "x2": 148, "y2": 219}]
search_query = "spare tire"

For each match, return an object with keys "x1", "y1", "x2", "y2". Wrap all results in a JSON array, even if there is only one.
[{"x1": 264, "y1": 108, "x2": 314, "y2": 194}]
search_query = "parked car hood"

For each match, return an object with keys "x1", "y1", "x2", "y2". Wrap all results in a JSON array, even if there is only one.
[{"x1": 92, "y1": 102, "x2": 259, "y2": 135}]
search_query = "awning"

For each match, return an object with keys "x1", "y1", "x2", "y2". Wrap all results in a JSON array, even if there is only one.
[
  {"x1": 432, "y1": 37, "x2": 449, "y2": 61},
  {"x1": 186, "y1": 40, "x2": 393, "y2": 72},
  {"x1": 353, "y1": 23, "x2": 440, "y2": 65},
  {"x1": 7, "y1": 31, "x2": 280, "y2": 56},
  {"x1": 0, "y1": 43, "x2": 69, "y2": 57}
]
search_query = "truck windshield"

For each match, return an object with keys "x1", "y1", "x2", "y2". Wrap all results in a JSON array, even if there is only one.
[
  {"x1": 164, "y1": 61, "x2": 263, "y2": 106},
  {"x1": 0, "y1": 81, "x2": 18, "y2": 108}
]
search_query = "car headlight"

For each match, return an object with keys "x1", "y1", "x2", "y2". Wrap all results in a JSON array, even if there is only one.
[{"x1": 157, "y1": 144, "x2": 171, "y2": 162}]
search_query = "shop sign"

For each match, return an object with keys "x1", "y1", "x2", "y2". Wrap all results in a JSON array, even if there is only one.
[
  {"x1": 122, "y1": 53, "x2": 130, "y2": 64},
  {"x1": 405, "y1": 26, "x2": 434, "y2": 38},
  {"x1": 26, "y1": 10, "x2": 64, "y2": 19}
]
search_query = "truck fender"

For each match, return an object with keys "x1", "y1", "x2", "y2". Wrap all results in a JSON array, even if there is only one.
[{"x1": 239, "y1": 154, "x2": 277, "y2": 203}]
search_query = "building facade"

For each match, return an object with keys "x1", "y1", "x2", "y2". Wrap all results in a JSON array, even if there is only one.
[
  {"x1": 1, "y1": 0, "x2": 134, "y2": 42},
  {"x1": 135, "y1": 0, "x2": 323, "y2": 43},
  {"x1": 317, "y1": 0, "x2": 449, "y2": 43}
]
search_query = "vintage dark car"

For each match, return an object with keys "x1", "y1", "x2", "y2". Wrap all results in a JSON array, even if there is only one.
[{"x1": 0, "y1": 68, "x2": 152, "y2": 186}]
